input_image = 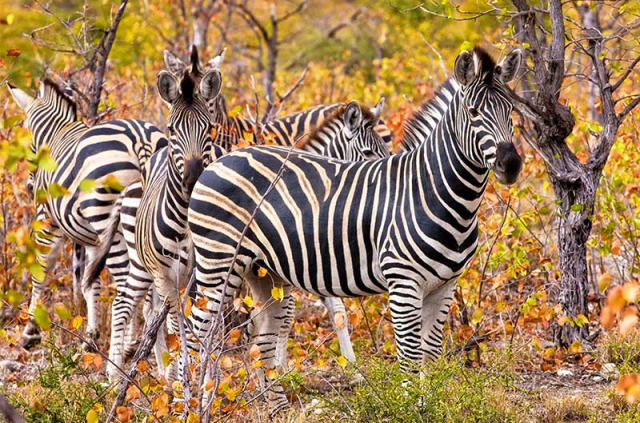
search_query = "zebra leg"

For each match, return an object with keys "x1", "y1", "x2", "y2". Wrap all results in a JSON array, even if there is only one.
[
  {"x1": 154, "y1": 275, "x2": 181, "y2": 384},
  {"x1": 105, "y1": 230, "x2": 139, "y2": 382},
  {"x1": 245, "y1": 275, "x2": 292, "y2": 415},
  {"x1": 322, "y1": 296, "x2": 356, "y2": 363},
  {"x1": 80, "y1": 246, "x2": 105, "y2": 351},
  {"x1": 22, "y1": 226, "x2": 65, "y2": 349},
  {"x1": 274, "y1": 294, "x2": 294, "y2": 370},
  {"x1": 72, "y1": 243, "x2": 85, "y2": 308},
  {"x1": 388, "y1": 282, "x2": 425, "y2": 372},
  {"x1": 421, "y1": 280, "x2": 456, "y2": 363}
]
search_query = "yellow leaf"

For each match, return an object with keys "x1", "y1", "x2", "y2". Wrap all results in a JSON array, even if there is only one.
[
  {"x1": 243, "y1": 295, "x2": 254, "y2": 308},
  {"x1": 86, "y1": 409, "x2": 98, "y2": 423},
  {"x1": 257, "y1": 267, "x2": 268, "y2": 278},
  {"x1": 162, "y1": 352, "x2": 172, "y2": 368},
  {"x1": 266, "y1": 368, "x2": 277, "y2": 379},
  {"x1": 623, "y1": 282, "x2": 639, "y2": 303},
  {"x1": 271, "y1": 286, "x2": 284, "y2": 301},
  {"x1": 71, "y1": 315, "x2": 83, "y2": 330},
  {"x1": 336, "y1": 356, "x2": 347, "y2": 368},
  {"x1": 184, "y1": 297, "x2": 192, "y2": 318},
  {"x1": 531, "y1": 337, "x2": 543, "y2": 351},
  {"x1": 471, "y1": 308, "x2": 483, "y2": 325},
  {"x1": 598, "y1": 272, "x2": 612, "y2": 292}
]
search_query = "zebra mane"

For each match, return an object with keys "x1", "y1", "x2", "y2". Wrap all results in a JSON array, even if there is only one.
[
  {"x1": 42, "y1": 78, "x2": 77, "y2": 118},
  {"x1": 298, "y1": 102, "x2": 376, "y2": 150},
  {"x1": 472, "y1": 46, "x2": 497, "y2": 85},
  {"x1": 180, "y1": 71, "x2": 197, "y2": 104},
  {"x1": 401, "y1": 77, "x2": 459, "y2": 151}
]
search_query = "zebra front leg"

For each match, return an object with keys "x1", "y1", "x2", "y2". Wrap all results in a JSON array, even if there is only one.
[
  {"x1": 322, "y1": 296, "x2": 356, "y2": 363},
  {"x1": 22, "y1": 226, "x2": 65, "y2": 349},
  {"x1": 388, "y1": 281, "x2": 425, "y2": 373},
  {"x1": 421, "y1": 280, "x2": 456, "y2": 363},
  {"x1": 154, "y1": 275, "x2": 181, "y2": 384},
  {"x1": 245, "y1": 275, "x2": 293, "y2": 416}
]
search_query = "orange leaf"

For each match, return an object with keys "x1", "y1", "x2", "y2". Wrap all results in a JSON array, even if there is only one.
[
  {"x1": 220, "y1": 356, "x2": 233, "y2": 370},
  {"x1": 600, "y1": 306, "x2": 616, "y2": 329},
  {"x1": 125, "y1": 385, "x2": 141, "y2": 401},
  {"x1": 227, "y1": 328, "x2": 242, "y2": 344},
  {"x1": 249, "y1": 344, "x2": 261, "y2": 360},
  {"x1": 184, "y1": 297, "x2": 192, "y2": 318},
  {"x1": 620, "y1": 314, "x2": 639, "y2": 337},
  {"x1": 116, "y1": 406, "x2": 133, "y2": 422},
  {"x1": 166, "y1": 334, "x2": 180, "y2": 351},
  {"x1": 137, "y1": 360, "x2": 149, "y2": 373},
  {"x1": 6, "y1": 48, "x2": 20, "y2": 57}
]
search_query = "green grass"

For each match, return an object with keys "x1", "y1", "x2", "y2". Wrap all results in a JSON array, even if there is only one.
[{"x1": 304, "y1": 354, "x2": 524, "y2": 423}]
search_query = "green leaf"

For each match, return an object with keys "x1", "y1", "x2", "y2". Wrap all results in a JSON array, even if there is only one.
[
  {"x1": 34, "y1": 147, "x2": 57, "y2": 172},
  {"x1": 102, "y1": 175, "x2": 124, "y2": 193},
  {"x1": 2, "y1": 115, "x2": 22, "y2": 129},
  {"x1": 33, "y1": 304, "x2": 51, "y2": 330},
  {"x1": 79, "y1": 179, "x2": 96, "y2": 193},
  {"x1": 30, "y1": 262, "x2": 45, "y2": 282},
  {"x1": 48, "y1": 183, "x2": 69, "y2": 199},
  {"x1": 522, "y1": 42, "x2": 530, "y2": 49},
  {"x1": 54, "y1": 304, "x2": 71, "y2": 320},
  {"x1": 5, "y1": 290, "x2": 24, "y2": 308},
  {"x1": 571, "y1": 203, "x2": 585, "y2": 212}
]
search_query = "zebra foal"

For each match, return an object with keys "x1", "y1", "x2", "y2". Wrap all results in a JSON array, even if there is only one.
[{"x1": 186, "y1": 46, "x2": 523, "y2": 413}]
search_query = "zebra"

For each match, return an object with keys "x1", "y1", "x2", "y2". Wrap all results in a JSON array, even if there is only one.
[
  {"x1": 101, "y1": 47, "x2": 390, "y2": 378},
  {"x1": 7, "y1": 80, "x2": 167, "y2": 350},
  {"x1": 105, "y1": 97, "x2": 390, "y2": 382},
  {"x1": 186, "y1": 46, "x2": 523, "y2": 413}
]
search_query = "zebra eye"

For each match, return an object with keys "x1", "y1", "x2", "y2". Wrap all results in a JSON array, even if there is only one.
[{"x1": 468, "y1": 107, "x2": 479, "y2": 117}]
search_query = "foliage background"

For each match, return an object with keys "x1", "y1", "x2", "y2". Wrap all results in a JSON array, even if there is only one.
[{"x1": 0, "y1": 0, "x2": 639, "y2": 421}]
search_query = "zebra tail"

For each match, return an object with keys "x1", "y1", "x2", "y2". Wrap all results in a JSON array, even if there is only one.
[{"x1": 84, "y1": 188, "x2": 126, "y2": 284}]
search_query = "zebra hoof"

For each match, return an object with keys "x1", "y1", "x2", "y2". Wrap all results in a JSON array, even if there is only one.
[
  {"x1": 21, "y1": 321, "x2": 42, "y2": 350},
  {"x1": 82, "y1": 330, "x2": 100, "y2": 352}
]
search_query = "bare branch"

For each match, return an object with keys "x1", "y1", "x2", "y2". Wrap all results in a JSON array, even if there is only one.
[
  {"x1": 612, "y1": 53, "x2": 640, "y2": 92},
  {"x1": 618, "y1": 95, "x2": 640, "y2": 122}
]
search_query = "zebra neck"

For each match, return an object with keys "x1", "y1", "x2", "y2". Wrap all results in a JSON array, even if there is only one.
[
  {"x1": 31, "y1": 116, "x2": 83, "y2": 154},
  {"x1": 165, "y1": 151, "x2": 191, "y2": 222},
  {"x1": 409, "y1": 99, "x2": 488, "y2": 231}
]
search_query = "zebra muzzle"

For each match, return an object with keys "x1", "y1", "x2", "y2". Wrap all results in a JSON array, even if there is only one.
[
  {"x1": 183, "y1": 158, "x2": 204, "y2": 195},
  {"x1": 493, "y1": 142, "x2": 522, "y2": 185}
]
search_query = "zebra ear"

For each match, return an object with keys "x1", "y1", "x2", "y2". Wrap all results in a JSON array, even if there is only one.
[
  {"x1": 7, "y1": 84, "x2": 35, "y2": 111},
  {"x1": 200, "y1": 69, "x2": 222, "y2": 102},
  {"x1": 344, "y1": 101, "x2": 363, "y2": 134},
  {"x1": 163, "y1": 50, "x2": 185, "y2": 74},
  {"x1": 496, "y1": 49, "x2": 522, "y2": 84},
  {"x1": 454, "y1": 50, "x2": 477, "y2": 87},
  {"x1": 157, "y1": 71, "x2": 180, "y2": 105},
  {"x1": 370, "y1": 96, "x2": 385, "y2": 121},
  {"x1": 208, "y1": 48, "x2": 226, "y2": 69}
]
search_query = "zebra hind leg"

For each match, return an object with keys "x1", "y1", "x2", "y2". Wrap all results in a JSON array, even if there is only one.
[
  {"x1": 322, "y1": 296, "x2": 356, "y2": 363},
  {"x1": 22, "y1": 227, "x2": 65, "y2": 349},
  {"x1": 244, "y1": 274, "x2": 293, "y2": 416},
  {"x1": 72, "y1": 243, "x2": 85, "y2": 308},
  {"x1": 79, "y1": 245, "x2": 107, "y2": 351}
]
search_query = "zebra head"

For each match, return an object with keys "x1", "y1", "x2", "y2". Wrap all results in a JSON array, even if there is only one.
[
  {"x1": 8, "y1": 79, "x2": 77, "y2": 147},
  {"x1": 453, "y1": 47, "x2": 523, "y2": 185},
  {"x1": 157, "y1": 68, "x2": 222, "y2": 195},
  {"x1": 333, "y1": 99, "x2": 390, "y2": 161}
]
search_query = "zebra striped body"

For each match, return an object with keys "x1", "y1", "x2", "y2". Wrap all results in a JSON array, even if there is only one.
[
  {"x1": 186, "y1": 47, "x2": 523, "y2": 413},
  {"x1": 103, "y1": 49, "x2": 390, "y2": 379},
  {"x1": 7, "y1": 81, "x2": 167, "y2": 349}
]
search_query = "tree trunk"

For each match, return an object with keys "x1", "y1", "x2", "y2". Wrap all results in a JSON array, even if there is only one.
[{"x1": 551, "y1": 176, "x2": 597, "y2": 348}]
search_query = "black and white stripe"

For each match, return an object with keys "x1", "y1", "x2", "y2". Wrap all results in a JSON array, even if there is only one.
[{"x1": 186, "y1": 47, "x2": 523, "y2": 413}]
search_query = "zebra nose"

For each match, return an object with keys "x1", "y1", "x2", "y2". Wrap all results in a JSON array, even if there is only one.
[
  {"x1": 183, "y1": 158, "x2": 204, "y2": 195},
  {"x1": 494, "y1": 143, "x2": 522, "y2": 185}
]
